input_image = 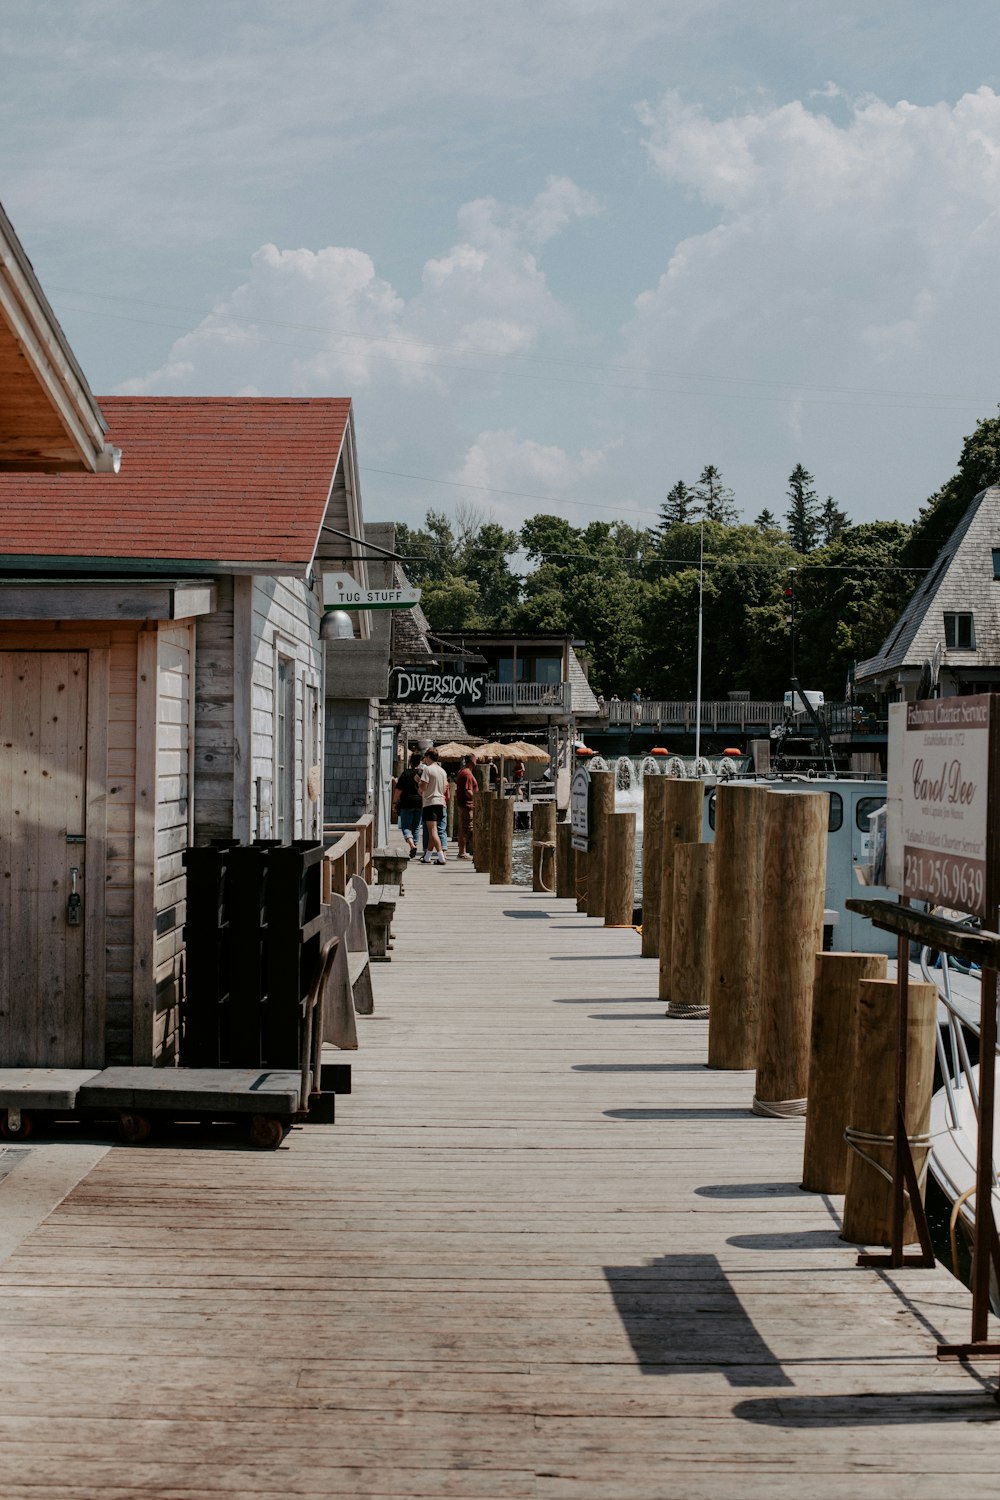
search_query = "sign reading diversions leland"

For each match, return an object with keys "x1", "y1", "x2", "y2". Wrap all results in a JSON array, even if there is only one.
[{"x1": 901, "y1": 695, "x2": 991, "y2": 919}]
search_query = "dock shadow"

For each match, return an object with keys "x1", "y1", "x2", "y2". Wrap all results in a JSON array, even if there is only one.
[
  {"x1": 574, "y1": 1062, "x2": 707, "y2": 1073},
  {"x1": 589, "y1": 1012, "x2": 671, "y2": 1021},
  {"x1": 605, "y1": 1253, "x2": 792, "y2": 1388},
  {"x1": 606, "y1": 1107, "x2": 751, "y2": 1120},
  {"x1": 553, "y1": 997, "x2": 662, "y2": 1006},
  {"x1": 502, "y1": 909, "x2": 553, "y2": 919},
  {"x1": 727, "y1": 1229, "x2": 845, "y2": 1250},
  {"x1": 696, "y1": 1182, "x2": 807, "y2": 1199},
  {"x1": 734, "y1": 1391, "x2": 998, "y2": 1425}
]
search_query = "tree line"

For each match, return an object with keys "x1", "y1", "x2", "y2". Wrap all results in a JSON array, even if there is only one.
[{"x1": 394, "y1": 412, "x2": 1000, "y2": 702}]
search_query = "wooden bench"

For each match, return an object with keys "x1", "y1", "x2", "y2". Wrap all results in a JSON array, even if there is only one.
[
  {"x1": 373, "y1": 846, "x2": 409, "y2": 896},
  {"x1": 364, "y1": 881, "x2": 401, "y2": 962}
]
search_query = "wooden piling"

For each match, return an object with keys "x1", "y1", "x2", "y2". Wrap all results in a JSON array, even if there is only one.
[
  {"x1": 802, "y1": 952, "x2": 888, "y2": 1192},
  {"x1": 657, "y1": 781, "x2": 704, "y2": 1003},
  {"x1": 842, "y1": 977, "x2": 938, "y2": 1245},
  {"x1": 640, "y1": 776, "x2": 669, "y2": 958},
  {"x1": 489, "y1": 795, "x2": 514, "y2": 886},
  {"x1": 575, "y1": 850, "x2": 589, "y2": 912},
  {"x1": 586, "y1": 771, "x2": 615, "y2": 919},
  {"x1": 603, "y1": 812, "x2": 636, "y2": 928},
  {"x1": 754, "y1": 791, "x2": 828, "y2": 1116},
  {"x1": 556, "y1": 822, "x2": 576, "y2": 899},
  {"x1": 531, "y1": 804, "x2": 557, "y2": 893},
  {"x1": 667, "y1": 843, "x2": 715, "y2": 1016},
  {"x1": 707, "y1": 783, "x2": 769, "y2": 1069},
  {"x1": 473, "y1": 789, "x2": 493, "y2": 874}
]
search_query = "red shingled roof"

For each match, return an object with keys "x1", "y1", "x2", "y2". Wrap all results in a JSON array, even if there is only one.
[{"x1": 0, "y1": 396, "x2": 351, "y2": 572}]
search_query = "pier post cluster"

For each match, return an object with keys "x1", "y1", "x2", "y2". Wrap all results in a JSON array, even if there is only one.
[{"x1": 464, "y1": 767, "x2": 937, "y2": 1249}]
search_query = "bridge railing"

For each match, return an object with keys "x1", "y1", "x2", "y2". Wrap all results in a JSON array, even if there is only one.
[{"x1": 605, "y1": 699, "x2": 788, "y2": 730}]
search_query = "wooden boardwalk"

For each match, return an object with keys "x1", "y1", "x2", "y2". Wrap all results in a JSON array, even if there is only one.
[{"x1": 0, "y1": 863, "x2": 998, "y2": 1497}]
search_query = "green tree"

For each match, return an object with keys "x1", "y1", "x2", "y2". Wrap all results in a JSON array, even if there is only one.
[
  {"x1": 693, "y1": 464, "x2": 738, "y2": 525},
  {"x1": 905, "y1": 408, "x2": 1000, "y2": 567},
  {"x1": 818, "y1": 496, "x2": 850, "y2": 546},
  {"x1": 785, "y1": 464, "x2": 820, "y2": 552},
  {"x1": 659, "y1": 480, "x2": 696, "y2": 528},
  {"x1": 419, "y1": 575, "x2": 483, "y2": 631},
  {"x1": 755, "y1": 508, "x2": 779, "y2": 532}
]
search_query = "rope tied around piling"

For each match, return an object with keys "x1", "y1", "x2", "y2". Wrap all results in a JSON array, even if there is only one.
[
  {"x1": 843, "y1": 1125, "x2": 933, "y2": 1187},
  {"x1": 665, "y1": 1001, "x2": 710, "y2": 1019},
  {"x1": 751, "y1": 1094, "x2": 807, "y2": 1119}
]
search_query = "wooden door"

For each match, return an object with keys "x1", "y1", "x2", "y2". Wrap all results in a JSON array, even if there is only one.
[{"x1": 0, "y1": 651, "x2": 88, "y2": 1065}]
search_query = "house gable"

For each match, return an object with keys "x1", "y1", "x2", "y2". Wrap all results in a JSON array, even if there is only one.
[
  {"x1": 0, "y1": 200, "x2": 110, "y2": 472},
  {"x1": 856, "y1": 485, "x2": 1000, "y2": 690}
]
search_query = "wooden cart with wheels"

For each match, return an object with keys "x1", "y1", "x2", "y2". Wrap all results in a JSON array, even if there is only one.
[{"x1": 76, "y1": 1068, "x2": 304, "y2": 1147}]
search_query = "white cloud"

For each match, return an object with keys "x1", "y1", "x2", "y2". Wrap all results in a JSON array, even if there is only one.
[
  {"x1": 450, "y1": 429, "x2": 620, "y2": 526},
  {"x1": 117, "y1": 178, "x2": 600, "y2": 395},
  {"x1": 623, "y1": 88, "x2": 1000, "y2": 513}
]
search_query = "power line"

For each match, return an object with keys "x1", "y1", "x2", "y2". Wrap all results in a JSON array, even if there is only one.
[{"x1": 52, "y1": 286, "x2": 993, "y2": 414}]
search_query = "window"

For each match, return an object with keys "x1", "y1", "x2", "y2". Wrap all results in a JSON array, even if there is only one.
[
  {"x1": 855, "y1": 795, "x2": 884, "y2": 832},
  {"x1": 993, "y1": 547, "x2": 1000, "y2": 581},
  {"x1": 944, "y1": 612, "x2": 975, "y2": 649},
  {"x1": 275, "y1": 655, "x2": 296, "y2": 843},
  {"x1": 709, "y1": 788, "x2": 841, "y2": 831},
  {"x1": 526, "y1": 654, "x2": 562, "y2": 684}
]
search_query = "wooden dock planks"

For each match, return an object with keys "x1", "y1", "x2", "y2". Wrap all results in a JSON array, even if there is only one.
[{"x1": 0, "y1": 861, "x2": 996, "y2": 1497}]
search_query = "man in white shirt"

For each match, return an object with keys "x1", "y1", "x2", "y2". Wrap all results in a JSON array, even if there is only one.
[{"x1": 417, "y1": 749, "x2": 449, "y2": 864}]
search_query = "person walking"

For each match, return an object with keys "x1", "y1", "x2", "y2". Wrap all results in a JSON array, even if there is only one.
[
  {"x1": 393, "y1": 750, "x2": 424, "y2": 858},
  {"x1": 417, "y1": 748, "x2": 448, "y2": 864},
  {"x1": 455, "y1": 753, "x2": 477, "y2": 860}
]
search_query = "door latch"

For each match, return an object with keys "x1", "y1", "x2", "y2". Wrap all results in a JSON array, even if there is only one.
[{"x1": 67, "y1": 866, "x2": 82, "y2": 927}]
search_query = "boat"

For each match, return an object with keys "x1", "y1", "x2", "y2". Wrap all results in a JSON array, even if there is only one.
[{"x1": 923, "y1": 941, "x2": 999, "y2": 1301}]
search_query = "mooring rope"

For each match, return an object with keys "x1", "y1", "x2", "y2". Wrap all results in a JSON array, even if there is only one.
[
  {"x1": 842, "y1": 1125, "x2": 933, "y2": 1186},
  {"x1": 751, "y1": 1095, "x2": 808, "y2": 1118},
  {"x1": 665, "y1": 1001, "x2": 710, "y2": 1019}
]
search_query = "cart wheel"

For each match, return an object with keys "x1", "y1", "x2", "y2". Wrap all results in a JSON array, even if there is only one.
[
  {"x1": 118, "y1": 1111, "x2": 152, "y2": 1144},
  {"x1": 1, "y1": 1109, "x2": 31, "y2": 1140},
  {"x1": 248, "y1": 1114, "x2": 285, "y2": 1150}
]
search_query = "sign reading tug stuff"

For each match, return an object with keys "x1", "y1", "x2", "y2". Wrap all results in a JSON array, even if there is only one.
[
  {"x1": 391, "y1": 668, "x2": 488, "y2": 706},
  {"x1": 323, "y1": 572, "x2": 421, "y2": 611},
  {"x1": 900, "y1": 695, "x2": 995, "y2": 920}
]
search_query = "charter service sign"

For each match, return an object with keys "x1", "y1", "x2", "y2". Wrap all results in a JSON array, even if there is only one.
[{"x1": 900, "y1": 695, "x2": 991, "y2": 919}]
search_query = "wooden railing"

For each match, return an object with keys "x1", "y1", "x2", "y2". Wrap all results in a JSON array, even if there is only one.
[
  {"x1": 321, "y1": 813, "x2": 374, "y2": 902},
  {"x1": 481, "y1": 682, "x2": 572, "y2": 710}
]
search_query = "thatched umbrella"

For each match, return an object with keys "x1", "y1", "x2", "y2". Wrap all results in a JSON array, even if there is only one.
[
  {"x1": 435, "y1": 741, "x2": 477, "y2": 761},
  {"x1": 506, "y1": 740, "x2": 550, "y2": 763}
]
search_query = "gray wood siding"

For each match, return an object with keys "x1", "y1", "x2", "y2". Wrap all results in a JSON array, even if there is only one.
[
  {"x1": 193, "y1": 575, "x2": 235, "y2": 845},
  {"x1": 152, "y1": 622, "x2": 193, "y2": 1063},
  {"x1": 246, "y1": 575, "x2": 323, "y2": 841}
]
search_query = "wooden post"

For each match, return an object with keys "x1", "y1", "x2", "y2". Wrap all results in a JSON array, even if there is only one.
[
  {"x1": 556, "y1": 822, "x2": 576, "y2": 899},
  {"x1": 586, "y1": 770, "x2": 615, "y2": 919},
  {"x1": 575, "y1": 850, "x2": 589, "y2": 912},
  {"x1": 842, "y1": 977, "x2": 938, "y2": 1245},
  {"x1": 707, "y1": 784, "x2": 769, "y2": 1069},
  {"x1": 657, "y1": 781, "x2": 704, "y2": 1003},
  {"x1": 667, "y1": 843, "x2": 715, "y2": 1016},
  {"x1": 802, "y1": 952, "x2": 888, "y2": 1192},
  {"x1": 489, "y1": 795, "x2": 514, "y2": 886},
  {"x1": 754, "y1": 791, "x2": 828, "y2": 1116},
  {"x1": 640, "y1": 776, "x2": 668, "y2": 958},
  {"x1": 473, "y1": 789, "x2": 493, "y2": 874},
  {"x1": 603, "y1": 812, "x2": 636, "y2": 927},
  {"x1": 531, "y1": 803, "x2": 557, "y2": 893}
]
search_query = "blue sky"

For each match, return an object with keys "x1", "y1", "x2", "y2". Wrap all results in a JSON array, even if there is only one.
[{"x1": 4, "y1": 0, "x2": 1000, "y2": 534}]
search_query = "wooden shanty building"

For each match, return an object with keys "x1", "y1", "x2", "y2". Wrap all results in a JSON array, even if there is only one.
[{"x1": 0, "y1": 392, "x2": 367, "y2": 1073}]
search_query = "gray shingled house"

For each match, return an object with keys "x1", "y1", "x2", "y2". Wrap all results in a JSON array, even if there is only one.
[{"x1": 855, "y1": 485, "x2": 1000, "y2": 701}]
